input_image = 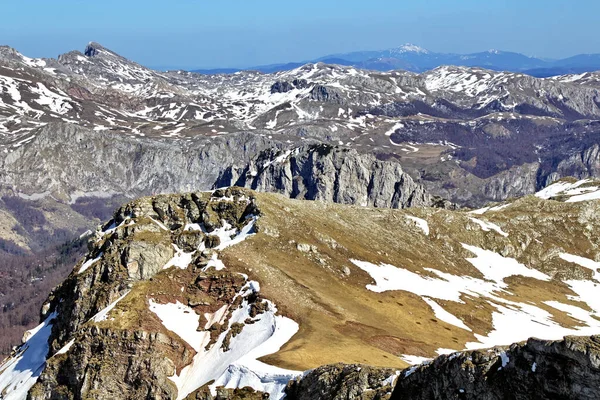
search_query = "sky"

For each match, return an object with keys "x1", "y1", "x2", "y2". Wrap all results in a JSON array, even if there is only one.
[{"x1": 1, "y1": 0, "x2": 598, "y2": 69}]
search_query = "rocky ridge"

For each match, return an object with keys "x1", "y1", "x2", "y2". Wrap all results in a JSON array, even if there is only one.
[
  {"x1": 391, "y1": 335, "x2": 600, "y2": 400},
  {"x1": 1, "y1": 184, "x2": 600, "y2": 398},
  {"x1": 1, "y1": 43, "x2": 600, "y2": 208}
]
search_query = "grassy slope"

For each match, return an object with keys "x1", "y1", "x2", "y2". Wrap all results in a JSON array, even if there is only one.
[{"x1": 214, "y1": 192, "x2": 600, "y2": 370}]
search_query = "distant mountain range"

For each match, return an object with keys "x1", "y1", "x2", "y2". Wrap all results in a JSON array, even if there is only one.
[{"x1": 191, "y1": 44, "x2": 600, "y2": 77}]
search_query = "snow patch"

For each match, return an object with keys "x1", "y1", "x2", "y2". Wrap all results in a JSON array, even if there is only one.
[
  {"x1": 468, "y1": 217, "x2": 509, "y2": 237},
  {"x1": 151, "y1": 281, "x2": 300, "y2": 400},
  {"x1": 78, "y1": 253, "x2": 102, "y2": 274},
  {"x1": 0, "y1": 313, "x2": 57, "y2": 400},
  {"x1": 91, "y1": 291, "x2": 131, "y2": 323},
  {"x1": 163, "y1": 244, "x2": 195, "y2": 270},
  {"x1": 423, "y1": 297, "x2": 471, "y2": 331},
  {"x1": 400, "y1": 355, "x2": 431, "y2": 366},
  {"x1": 406, "y1": 215, "x2": 429, "y2": 235},
  {"x1": 461, "y1": 244, "x2": 549, "y2": 283}
]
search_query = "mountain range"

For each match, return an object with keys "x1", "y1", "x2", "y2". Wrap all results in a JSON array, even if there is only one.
[
  {"x1": 0, "y1": 41, "x2": 600, "y2": 399},
  {"x1": 192, "y1": 43, "x2": 600, "y2": 77}
]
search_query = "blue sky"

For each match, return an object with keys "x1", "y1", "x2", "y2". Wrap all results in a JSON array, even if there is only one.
[{"x1": 1, "y1": 0, "x2": 598, "y2": 69}]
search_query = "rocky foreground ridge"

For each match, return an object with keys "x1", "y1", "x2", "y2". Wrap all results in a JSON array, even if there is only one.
[{"x1": 1, "y1": 183, "x2": 600, "y2": 399}]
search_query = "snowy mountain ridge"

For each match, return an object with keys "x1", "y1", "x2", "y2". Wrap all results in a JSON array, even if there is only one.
[{"x1": 2, "y1": 183, "x2": 600, "y2": 398}]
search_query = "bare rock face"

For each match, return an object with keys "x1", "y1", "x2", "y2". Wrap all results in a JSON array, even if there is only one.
[
  {"x1": 185, "y1": 386, "x2": 269, "y2": 399},
  {"x1": 0, "y1": 124, "x2": 277, "y2": 201},
  {"x1": 391, "y1": 335, "x2": 600, "y2": 400},
  {"x1": 549, "y1": 144, "x2": 600, "y2": 185},
  {"x1": 217, "y1": 145, "x2": 451, "y2": 209},
  {"x1": 284, "y1": 335, "x2": 600, "y2": 400},
  {"x1": 0, "y1": 124, "x2": 449, "y2": 211},
  {"x1": 285, "y1": 364, "x2": 398, "y2": 400},
  {"x1": 29, "y1": 327, "x2": 181, "y2": 400}
]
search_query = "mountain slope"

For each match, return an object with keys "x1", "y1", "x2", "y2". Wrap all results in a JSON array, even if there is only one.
[
  {"x1": 2, "y1": 42, "x2": 600, "y2": 375},
  {"x1": 2, "y1": 182, "x2": 600, "y2": 398},
  {"x1": 3, "y1": 42, "x2": 600, "y2": 208},
  {"x1": 1, "y1": 42, "x2": 600, "y2": 367}
]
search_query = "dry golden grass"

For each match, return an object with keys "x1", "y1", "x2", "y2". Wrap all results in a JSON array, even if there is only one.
[
  {"x1": 93, "y1": 188, "x2": 600, "y2": 374},
  {"x1": 218, "y1": 192, "x2": 600, "y2": 370}
]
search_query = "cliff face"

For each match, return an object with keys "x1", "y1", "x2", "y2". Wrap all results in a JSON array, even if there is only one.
[
  {"x1": 0, "y1": 124, "x2": 444, "y2": 212},
  {"x1": 216, "y1": 145, "x2": 450, "y2": 209},
  {"x1": 0, "y1": 124, "x2": 276, "y2": 201},
  {"x1": 391, "y1": 335, "x2": 600, "y2": 400}
]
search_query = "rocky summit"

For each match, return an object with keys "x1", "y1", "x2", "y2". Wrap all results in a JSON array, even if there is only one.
[{"x1": 0, "y1": 182, "x2": 600, "y2": 399}]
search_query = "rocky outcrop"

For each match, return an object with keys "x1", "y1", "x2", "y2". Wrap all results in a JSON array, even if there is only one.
[
  {"x1": 217, "y1": 145, "x2": 452, "y2": 209},
  {"x1": 22, "y1": 188, "x2": 263, "y2": 400},
  {"x1": 546, "y1": 144, "x2": 600, "y2": 186},
  {"x1": 185, "y1": 386, "x2": 269, "y2": 399},
  {"x1": 391, "y1": 335, "x2": 600, "y2": 400},
  {"x1": 424, "y1": 162, "x2": 541, "y2": 207},
  {"x1": 40, "y1": 189, "x2": 254, "y2": 348},
  {"x1": 309, "y1": 85, "x2": 345, "y2": 104},
  {"x1": 270, "y1": 79, "x2": 309, "y2": 94},
  {"x1": 283, "y1": 335, "x2": 600, "y2": 400},
  {"x1": 0, "y1": 124, "x2": 452, "y2": 211},
  {"x1": 285, "y1": 364, "x2": 398, "y2": 400},
  {"x1": 29, "y1": 327, "x2": 182, "y2": 400}
]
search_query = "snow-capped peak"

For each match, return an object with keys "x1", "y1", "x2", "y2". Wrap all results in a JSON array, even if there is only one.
[
  {"x1": 394, "y1": 43, "x2": 429, "y2": 55},
  {"x1": 488, "y1": 49, "x2": 501, "y2": 55}
]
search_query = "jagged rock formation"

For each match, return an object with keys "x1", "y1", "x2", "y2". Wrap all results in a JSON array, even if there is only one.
[
  {"x1": 0, "y1": 124, "x2": 444, "y2": 210},
  {"x1": 283, "y1": 335, "x2": 600, "y2": 400},
  {"x1": 285, "y1": 364, "x2": 397, "y2": 400},
  {"x1": 391, "y1": 335, "x2": 600, "y2": 400},
  {"x1": 0, "y1": 123, "x2": 276, "y2": 201},
  {"x1": 216, "y1": 145, "x2": 451, "y2": 209},
  {"x1": 5, "y1": 188, "x2": 285, "y2": 400}
]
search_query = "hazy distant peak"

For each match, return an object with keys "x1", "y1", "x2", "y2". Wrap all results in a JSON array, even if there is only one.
[{"x1": 393, "y1": 43, "x2": 430, "y2": 54}]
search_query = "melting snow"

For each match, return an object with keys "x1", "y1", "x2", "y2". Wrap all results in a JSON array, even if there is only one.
[
  {"x1": 150, "y1": 281, "x2": 300, "y2": 400},
  {"x1": 78, "y1": 254, "x2": 102, "y2": 274},
  {"x1": 163, "y1": 244, "x2": 195, "y2": 270},
  {"x1": 559, "y1": 252, "x2": 600, "y2": 314},
  {"x1": 565, "y1": 189, "x2": 600, "y2": 202},
  {"x1": 0, "y1": 313, "x2": 57, "y2": 400},
  {"x1": 30, "y1": 83, "x2": 72, "y2": 114},
  {"x1": 406, "y1": 216, "x2": 429, "y2": 235},
  {"x1": 461, "y1": 244, "x2": 549, "y2": 283},
  {"x1": 55, "y1": 339, "x2": 75, "y2": 356},
  {"x1": 400, "y1": 355, "x2": 431, "y2": 366},
  {"x1": 90, "y1": 291, "x2": 131, "y2": 323},
  {"x1": 468, "y1": 217, "x2": 509, "y2": 237},
  {"x1": 385, "y1": 122, "x2": 404, "y2": 136},
  {"x1": 423, "y1": 297, "x2": 472, "y2": 331},
  {"x1": 352, "y1": 243, "x2": 600, "y2": 351},
  {"x1": 559, "y1": 253, "x2": 600, "y2": 275},
  {"x1": 535, "y1": 179, "x2": 591, "y2": 200},
  {"x1": 212, "y1": 216, "x2": 257, "y2": 251},
  {"x1": 149, "y1": 300, "x2": 207, "y2": 352}
]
